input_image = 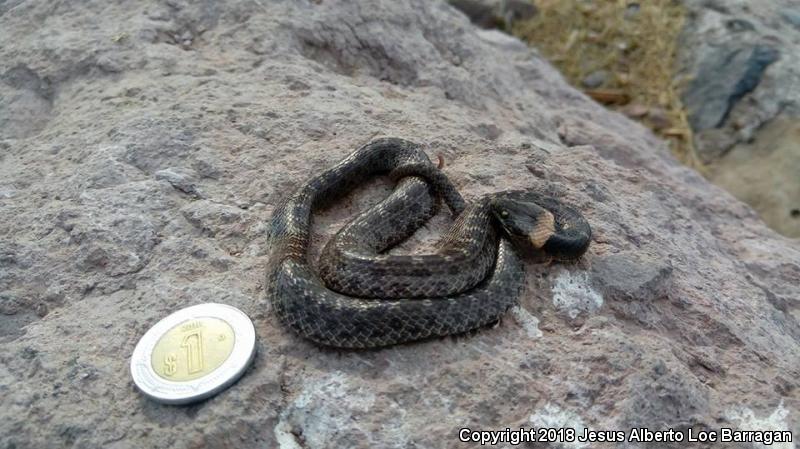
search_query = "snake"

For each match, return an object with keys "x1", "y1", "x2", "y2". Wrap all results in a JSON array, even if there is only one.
[{"x1": 266, "y1": 137, "x2": 591, "y2": 348}]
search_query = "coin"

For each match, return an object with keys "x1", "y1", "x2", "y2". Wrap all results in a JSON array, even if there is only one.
[{"x1": 130, "y1": 303, "x2": 256, "y2": 405}]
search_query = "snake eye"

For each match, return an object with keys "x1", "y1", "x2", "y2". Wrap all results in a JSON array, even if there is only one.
[{"x1": 500, "y1": 210, "x2": 509, "y2": 218}]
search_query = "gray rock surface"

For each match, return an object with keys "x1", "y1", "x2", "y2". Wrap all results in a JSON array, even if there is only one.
[
  {"x1": 676, "y1": 0, "x2": 800, "y2": 237},
  {"x1": 0, "y1": 1, "x2": 798, "y2": 448},
  {"x1": 679, "y1": 0, "x2": 800, "y2": 160},
  {"x1": 683, "y1": 44, "x2": 779, "y2": 133},
  {"x1": 581, "y1": 70, "x2": 609, "y2": 89},
  {"x1": 709, "y1": 117, "x2": 800, "y2": 238},
  {"x1": 449, "y1": 0, "x2": 536, "y2": 29}
]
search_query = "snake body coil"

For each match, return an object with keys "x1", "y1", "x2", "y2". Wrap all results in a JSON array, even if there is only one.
[{"x1": 266, "y1": 138, "x2": 590, "y2": 348}]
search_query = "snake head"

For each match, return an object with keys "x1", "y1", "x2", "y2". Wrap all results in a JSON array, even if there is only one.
[{"x1": 491, "y1": 192, "x2": 591, "y2": 261}]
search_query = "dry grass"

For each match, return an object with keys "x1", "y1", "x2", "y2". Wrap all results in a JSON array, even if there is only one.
[{"x1": 512, "y1": 0, "x2": 702, "y2": 167}]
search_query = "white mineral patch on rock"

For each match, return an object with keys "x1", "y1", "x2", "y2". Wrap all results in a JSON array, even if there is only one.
[
  {"x1": 276, "y1": 371, "x2": 377, "y2": 449},
  {"x1": 551, "y1": 271, "x2": 604, "y2": 319},
  {"x1": 274, "y1": 420, "x2": 303, "y2": 449},
  {"x1": 529, "y1": 403, "x2": 589, "y2": 449},
  {"x1": 725, "y1": 402, "x2": 794, "y2": 449},
  {"x1": 510, "y1": 305, "x2": 543, "y2": 339}
]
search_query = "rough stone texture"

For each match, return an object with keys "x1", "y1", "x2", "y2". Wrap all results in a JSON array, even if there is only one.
[
  {"x1": 683, "y1": 44, "x2": 779, "y2": 133},
  {"x1": 0, "y1": 1, "x2": 798, "y2": 448},
  {"x1": 448, "y1": 0, "x2": 536, "y2": 29},
  {"x1": 679, "y1": 0, "x2": 800, "y2": 237},
  {"x1": 709, "y1": 118, "x2": 800, "y2": 238},
  {"x1": 679, "y1": 0, "x2": 800, "y2": 160}
]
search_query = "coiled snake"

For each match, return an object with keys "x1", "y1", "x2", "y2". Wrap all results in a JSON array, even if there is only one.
[{"x1": 266, "y1": 138, "x2": 591, "y2": 348}]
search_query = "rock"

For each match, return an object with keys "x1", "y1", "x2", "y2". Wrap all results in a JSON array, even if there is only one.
[
  {"x1": 624, "y1": 2, "x2": 641, "y2": 20},
  {"x1": 551, "y1": 270, "x2": 604, "y2": 319},
  {"x1": 581, "y1": 69, "x2": 608, "y2": 89},
  {"x1": 449, "y1": 0, "x2": 500, "y2": 28},
  {"x1": 591, "y1": 253, "x2": 673, "y2": 302},
  {"x1": 0, "y1": 65, "x2": 54, "y2": 139},
  {"x1": 154, "y1": 168, "x2": 202, "y2": 198},
  {"x1": 677, "y1": 1, "x2": 800, "y2": 238},
  {"x1": 678, "y1": 1, "x2": 794, "y2": 153},
  {"x1": 725, "y1": 18, "x2": 756, "y2": 33},
  {"x1": 709, "y1": 117, "x2": 800, "y2": 237},
  {"x1": 501, "y1": 0, "x2": 537, "y2": 26},
  {"x1": 475, "y1": 28, "x2": 529, "y2": 53},
  {"x1": 620, "y1": 103, "x2": 649, "y2": 118},
  {"x1": 449, "y1": 0, "x2": 536, "y2": 29},
  {"x1": 0, "y1": 1, "x2": 798, "y2": 448},
  {"x1": 683, "y1": 43, "x2": 779, "y2": 132},
  {"x1": 781, "y1": 10, "x2": 800, "y2": 29},
  {"x1": 647, "y1": 107, "x2": 671, "y2": 131}
]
